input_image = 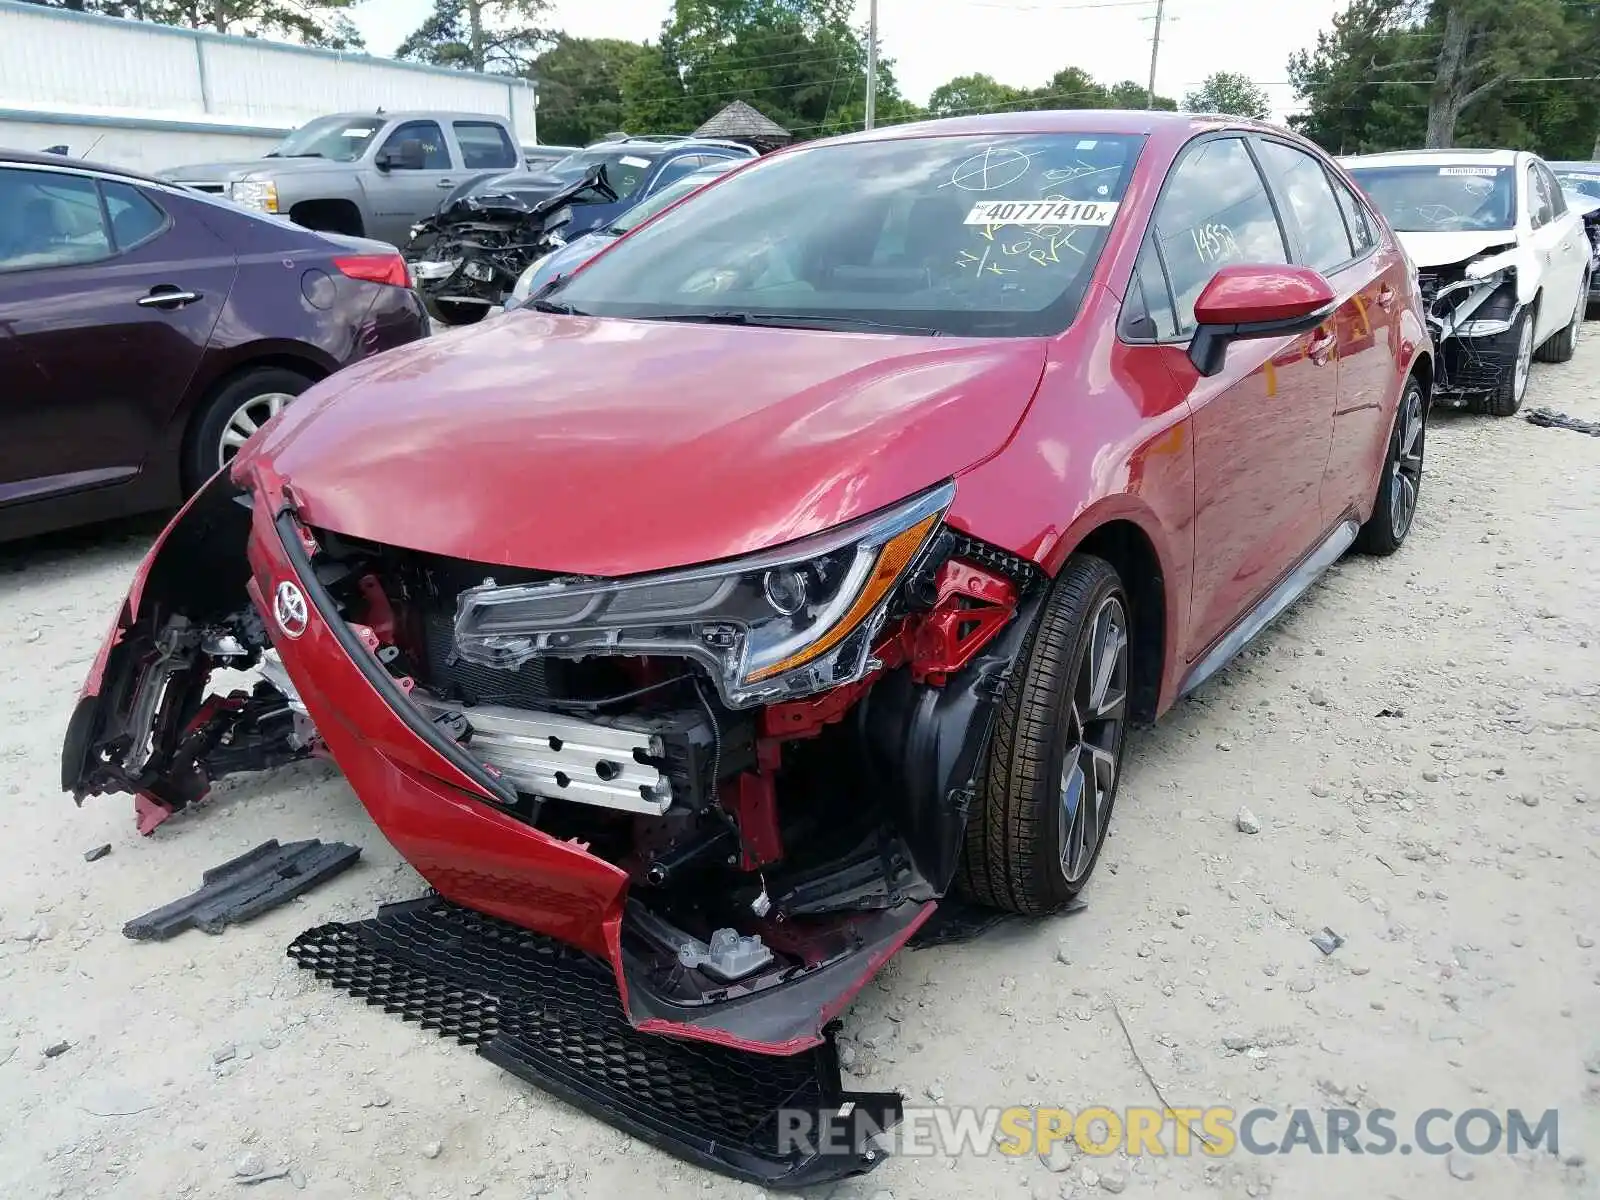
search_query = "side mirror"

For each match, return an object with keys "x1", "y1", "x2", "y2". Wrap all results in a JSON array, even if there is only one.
[
  {"x1": 1187, "y1": 264, "x2": 1337, "y2": 378},
  {"x1": 378, "y1": 139, "x2": 427, "y2": 172}
]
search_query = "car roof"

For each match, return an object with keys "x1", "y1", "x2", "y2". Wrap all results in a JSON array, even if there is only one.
[
  {"x1": 834, "y1": 108, "x2": 1272, "y2": 144},
  {"x1": 1548, "y1": 161, "x2": 1600, "y2": 173},
  {"x1": 0, "y1": 148, "x2": 170, "y2": 187},
  {"x1": 580, "y1": 136, "x2": 756, "y2": 157},
  {"x1": 1342, "y1": 148, "x2": 1524, "y2": 169}
]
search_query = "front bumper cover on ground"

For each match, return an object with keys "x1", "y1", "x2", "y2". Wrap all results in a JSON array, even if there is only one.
[{"x1": 289, "y1": 897, "x2": 902, "y2": 1188}]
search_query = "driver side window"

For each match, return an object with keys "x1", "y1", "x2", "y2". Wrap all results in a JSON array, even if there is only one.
[
  {"x1": 1148, "y1": 137, "x2": 1290, "y2": 335},
  {"x1": 379, "y1": 121, "x2": 450, "y2": 170},
  {"x1": 1528, "y1": 164, "x2": 1554, "y2": 229}
]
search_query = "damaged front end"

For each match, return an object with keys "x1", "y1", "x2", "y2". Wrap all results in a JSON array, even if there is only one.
[
  {"x1": 1414, "y1": 244, "x2": 1531, "y2": 401},
  {"x1": 63, "y1": 465, "x2": 1042, "y2": 1181}
]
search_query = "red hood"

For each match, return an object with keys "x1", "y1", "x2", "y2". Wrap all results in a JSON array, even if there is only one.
[{"x1": 240, "y1": 311, "x2": 1046, "y2": 575}]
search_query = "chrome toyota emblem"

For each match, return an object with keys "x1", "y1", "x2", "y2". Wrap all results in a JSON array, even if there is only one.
[{"x1": 273, "y1": 580, "x2": 309, "y2": 639}]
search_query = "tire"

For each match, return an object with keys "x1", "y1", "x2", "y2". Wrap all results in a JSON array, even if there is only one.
[
  {"x1": 956, "y1": 554, "x2": 1132, "y2": 915},
  {"x1": 1533, "y1": 272, "x2": 1587, "y2": 364},
  {"x1": 424, "y1": 296, "x2": 490, "y2": 326},
  {"x1": 183, "y1": 365, "x2": 313, "y2": 493},
  {"x1": 1481, "y1": 308, "x2": 1534, "y2": 417},
  {"x1": 1356, "y1": 375, "x2": 1426, "y2": 557}
]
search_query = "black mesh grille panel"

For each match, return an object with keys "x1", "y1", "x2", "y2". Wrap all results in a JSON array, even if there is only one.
[{"x1": 286, "y1": 899, "x2": 900, "y2": 1188}]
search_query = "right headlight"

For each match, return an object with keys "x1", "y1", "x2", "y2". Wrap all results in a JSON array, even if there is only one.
[
  {"x1": 229, "y1": 179, "x2": 278, "y2": 213},
  {"x1": 452, "y1": 483, "x2": 955, "y2": 708}
]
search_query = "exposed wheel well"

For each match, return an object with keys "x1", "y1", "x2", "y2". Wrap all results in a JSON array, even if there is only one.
[
  {"x1": 1069, "y1": 520, "x2": 1165, "y2": 722},
  {"x1": 1409, "y1": 349, "x2": 1433, "y2": 401},
  {"x1": 288, "y1": 198, "x2": 364, "y2": 237}
]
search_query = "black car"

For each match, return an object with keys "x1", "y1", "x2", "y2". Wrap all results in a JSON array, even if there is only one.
[{"x1": 0, "y1": 150, "x2": 428, "y2": 541}]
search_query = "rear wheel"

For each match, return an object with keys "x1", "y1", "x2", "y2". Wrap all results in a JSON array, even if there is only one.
[
  {"x1": 1481, "y1": 309, "x2": 1534, "y2": 417},
  {"x1": 1356, "y1": 375, "x2": 1426, "y2": 556},
  {"x1": 956, "y1": 554, "x2": 1131, "y2": 915},
  {"x1": 184, "y1": 365, "x2": 313, "y2": 493},
  {"x1": 1533, "y1": 271, "x2": 1587, "y2": 364}
]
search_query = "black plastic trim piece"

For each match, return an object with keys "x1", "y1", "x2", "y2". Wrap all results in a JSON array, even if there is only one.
[
  {"x1": 272, "y1": 510, "x2": 520, "y2": 808},
  {"x1": 123, "y1": 838, "x2": 361, "y2": 941}
]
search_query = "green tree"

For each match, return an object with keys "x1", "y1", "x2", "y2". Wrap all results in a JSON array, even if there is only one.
[
  {"x1": 1288, "y1": 0, "x2": 1574, "y2": 153},
  {"x1": 1182, "y1": 71, "x2": 1271, "y2": 119},
  {"x1": 622, "y1": 0, "x2": 914, "y2": 139},
  {"x1": 534, "y1": 36, "x2": 651, "y2": 145},
  {"x1": 396, "y1": 0, "x2": 550, "y2": 73},
  {"x1": 23, "y1": 0, "x2": 362, "y2": 47},
  {"x1": 926, "y1": 73, "x2": 1031, "y2": 118}
]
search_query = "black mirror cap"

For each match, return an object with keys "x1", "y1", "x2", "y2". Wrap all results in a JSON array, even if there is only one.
[{"x1": 1186, "y1": 301, "x2": 1338, "y2": 378}]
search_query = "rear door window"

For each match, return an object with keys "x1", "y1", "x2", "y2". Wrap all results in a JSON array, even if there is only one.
[
  {"x1": 101, "y1": 180, "x2": 167, "y2": 251},
  {"x1": 0, "y1": 167, "x2": 113, "y2": 271},
  {"x1": 1331, "y1": 176, "x2": 1376, "y2": 253},
  {"x1": 1254, "y1": 139, "x2": 1355, "y2": 273},
  {"x1": 1148, "y1": 137, "x2": 1290, "y2": 334},
  {"x1": 453, "y1": 121, "x2": 518, "y2": 170}
]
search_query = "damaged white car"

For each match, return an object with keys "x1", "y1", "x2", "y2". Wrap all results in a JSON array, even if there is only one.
[{"x1": 1343, "y1": 149, "x2": 1591, "y2": 415}]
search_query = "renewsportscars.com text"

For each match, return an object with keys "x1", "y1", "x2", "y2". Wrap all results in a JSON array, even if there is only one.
[{"x1": 777, "y1": 1105, "x2": 1561, "y2": 1159}]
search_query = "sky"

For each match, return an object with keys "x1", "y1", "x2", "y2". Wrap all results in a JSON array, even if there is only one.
[{"x1": 348, "y1": 0, "x2": 1349, "y2": 123}]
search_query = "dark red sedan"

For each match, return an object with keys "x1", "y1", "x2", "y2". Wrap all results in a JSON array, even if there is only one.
[
  {"x1": 62, "y1": 112, "x2": 1429, "y2": 1185},
  {"x1": 0, "y1": 150, "x2": 427, "y2": 541}
]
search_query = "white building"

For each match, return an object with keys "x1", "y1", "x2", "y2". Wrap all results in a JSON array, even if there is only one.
[{"x1": 0, "y1": 0, "x2": 538, "y2": 172}]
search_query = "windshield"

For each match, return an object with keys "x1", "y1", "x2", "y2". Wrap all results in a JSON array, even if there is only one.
[
  {"x1": 267, "y1": 115, "x2": 384, "y2": 162},
  {"x1": 607, "y1": 170, "x2": 731, "y2": 235},
  {"x1": 552, "y1": 132, "x2": 1143, "y2": 337},
  {"x1": 1554, "y1": 171, "x2": 1600, "y2": 201},
  {"x1": 542, "y1": 149, "x2": 659, "y2": 198},
  {"x1": 1346, "y1": 164, "x2": 1515, "y2": 232}
]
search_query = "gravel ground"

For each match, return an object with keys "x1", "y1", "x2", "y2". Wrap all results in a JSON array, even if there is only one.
[{"x1": 1, "y1": 331, "x2": 1596, "y2": 1200}]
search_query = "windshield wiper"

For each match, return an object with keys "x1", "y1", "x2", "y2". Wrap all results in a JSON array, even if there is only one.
[
  {"x1": 287, "y1": 152, "x2": 325, "y2": 158},
  {"x1": 646, "y1": 311, "x2": 942, "y2": 336},
  {"x1": 528, "y1": 298, "x2": 588, "y2": 315}
]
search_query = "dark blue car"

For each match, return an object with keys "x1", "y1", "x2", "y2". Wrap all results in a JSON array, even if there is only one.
[{"x1": 438, "y1": 135, "x2": 757, "y2": 242}]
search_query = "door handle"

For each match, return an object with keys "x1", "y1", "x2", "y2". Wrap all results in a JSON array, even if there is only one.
[
  {"x1": 1377, "y1": 285, "x2": 1396, "y2": 312},
  {"x1": 137, "y1": 288, "x2": 201, "y2": 309},
  {"x1": 1308, "y1": 329, "x2": 1337, "y2": 365},
  {"x1": 436, "y1": 178, "x2": 455, "y2": 188}
]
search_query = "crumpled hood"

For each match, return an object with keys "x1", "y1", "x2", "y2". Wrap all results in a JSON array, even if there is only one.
[
  {"x1": 1396, "y1": 229, "x2": 1518, "y2": 269},
  {"x1": 237, "y1": 313, "x2": 1047, "y2": 576}
]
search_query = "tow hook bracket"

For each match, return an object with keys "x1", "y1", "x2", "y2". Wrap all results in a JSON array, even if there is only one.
[{"x1": 123, "y1": 838, "x2": 362, "y2": 941}]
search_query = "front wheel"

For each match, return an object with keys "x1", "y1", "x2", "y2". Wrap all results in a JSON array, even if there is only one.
[
  {"x1": 1356, "y1": 375, "x2": 1426, "y2": 556},
  {"x1": 956, "y1": 554, "x2": 1131, "y2": 915}
]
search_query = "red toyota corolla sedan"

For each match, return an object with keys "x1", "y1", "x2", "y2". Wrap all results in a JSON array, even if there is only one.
[{"x1": 62, "y1": 112, "x2": 1430, "y2": 1185}]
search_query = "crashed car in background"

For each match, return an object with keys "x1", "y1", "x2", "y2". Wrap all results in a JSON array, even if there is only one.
[
  {"x1": 1344, "y1": 149, "x2": 1591, "y2": 413},
  {"x1": 1549, "y1": 161, "x2": 1600, "y2": 315},
  {"x1": 505, "y1": 159, "x2": 743, "y2": 309},
  {"x1": 64, "y1": 111, "x2": 1431, "y2": 1186},
  {"x1": 405, "y1": 165, "x2": 616, "y2": 325},
  {"x1": 1344, "y1": 149, "x2": 1592, "y2": 415}
]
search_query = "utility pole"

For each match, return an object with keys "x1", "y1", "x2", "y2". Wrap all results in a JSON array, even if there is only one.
[
  {"x1": 1145, "y1": 0, "x2": 1166, "y2": 110},
  {"x1": 865, "y1": 0, "x2": 878, "y2": 130}
]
